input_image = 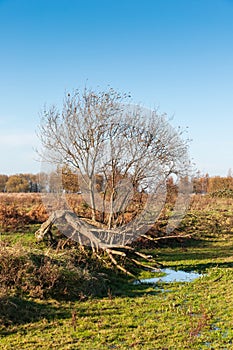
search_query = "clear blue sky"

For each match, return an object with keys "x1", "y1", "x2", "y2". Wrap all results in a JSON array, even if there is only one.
[{"x1": 1, "y1": 0, "x2": 233, "y2": 176}]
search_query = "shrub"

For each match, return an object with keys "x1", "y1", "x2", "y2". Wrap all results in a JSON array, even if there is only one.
[
  {"x1": 0, "y1": 242, "x2": 108, "y2": 300},
  {"x1": 210, "y1": 188, "x2": 233, "y2": 198}
]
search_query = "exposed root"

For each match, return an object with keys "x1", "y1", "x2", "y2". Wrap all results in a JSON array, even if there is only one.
[
  {"x1": 141, "y1": 233, "x2": 192, "y2": 241},
  {"x1": 35, "y1": 210, "x2": 164, "y2": 276},
  {"x1": 107, "y1": 251, "x2": 135, "y2": 278}
]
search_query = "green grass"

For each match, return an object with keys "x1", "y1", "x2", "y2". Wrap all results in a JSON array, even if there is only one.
[
  {"x1": 1, "y1": 266, "x2": 233, "y2": 349},
  {"x1": 1, "y1": 197, "x2": 233, "y2": 349}
]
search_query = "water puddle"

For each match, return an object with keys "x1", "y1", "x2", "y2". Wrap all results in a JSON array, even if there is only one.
[{"x1": 136, "y1": 268, "x2": 202, "y2": 284}]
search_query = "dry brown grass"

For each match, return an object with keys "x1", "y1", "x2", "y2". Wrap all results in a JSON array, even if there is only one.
[
  {"x1": 0, "y1": 193, "x2": 48, "y2": 231},
  {"x1": 0, "y1": 192, "x2": 147, "y2": 231},
  {"x1": 190, "y1": 193, "x2": 233, "y2": 210},
  {"x1": 2, "y1": 192, "x2": 232, "y2": 234}
]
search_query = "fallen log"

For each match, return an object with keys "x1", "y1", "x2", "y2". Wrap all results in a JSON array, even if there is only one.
[{"x1": 35, "y1": 210, "x2": 162, "y2": 275}]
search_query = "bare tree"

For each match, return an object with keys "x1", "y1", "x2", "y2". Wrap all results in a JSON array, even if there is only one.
[{"x1": 36, "y1": 87, "x2": 191, "y2": 272}]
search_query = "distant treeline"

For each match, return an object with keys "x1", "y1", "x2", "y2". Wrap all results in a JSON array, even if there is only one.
[
  {"x1": 0, "y1": 170, "x2": 79, "y2": 193},
  {"x1": 0, "y1": 174, "x2": 40, "y2": 193},
  {"x1": 193, "y1": 174, "x2": 233, "y2": 196},
  {"x1": 1, "y1": 172, "x2": 233, "y2": 196}
]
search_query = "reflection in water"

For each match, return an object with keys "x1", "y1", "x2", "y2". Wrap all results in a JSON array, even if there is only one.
[{"x1": 137, "y1": 268, "x2": 202, "y2": 284}]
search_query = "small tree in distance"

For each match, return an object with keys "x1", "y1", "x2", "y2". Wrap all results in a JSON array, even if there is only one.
[
  {"x1": 0, "y1": 175, "x2": 8, "y2": 192},
  {"x1": 5, "y1": 174, "x2": 30, "y2": 193}
]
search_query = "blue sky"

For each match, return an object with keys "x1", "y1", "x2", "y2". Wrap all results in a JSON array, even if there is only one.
[{"x1": 0, "y1": 0, "x2": 233, "y2": 176}]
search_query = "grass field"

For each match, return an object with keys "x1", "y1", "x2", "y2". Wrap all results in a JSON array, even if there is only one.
[{"x1": 0, "y1": 194, "x2": 233, "y2": 349}]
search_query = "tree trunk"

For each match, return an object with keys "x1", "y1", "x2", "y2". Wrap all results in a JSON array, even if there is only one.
[{"x1": 86, "y1": 178, "x2": 96, "y2": 222}]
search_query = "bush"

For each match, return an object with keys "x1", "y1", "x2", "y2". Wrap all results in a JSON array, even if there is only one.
[
  {"x1": 210, "y1": 188, "x2": 233, "y2": 198},
  {"x1": 0, "y1": 242, "x2": 108, "y2": 300}
]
